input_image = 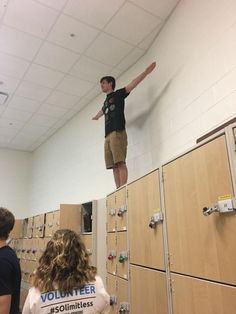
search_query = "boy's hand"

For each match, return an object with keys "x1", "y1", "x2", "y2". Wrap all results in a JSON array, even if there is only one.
[{"x1": 145, "y1": 62, "x2": 156, "y2": 74}]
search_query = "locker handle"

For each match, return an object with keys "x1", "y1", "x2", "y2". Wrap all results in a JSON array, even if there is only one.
[
  {"x1": 109, "y1": 208, "x2": 116, "y2": 216},
  {"x1": 119, "y1": 251, "x2": 128, "y2": 263},
  {"x1": 119, "y1": 303, "x2": 129, "y2": 313},
  {"x1": 149, "y1": 212, "x2": 163, "y2": 228},
  {"x1": 108, "y1": 250, "x2": 116, "y2": 260},
  {"x1": 203, "y1": 198, "x2": 236, "y2": 216},
  {"x1": 110, "y1": 295, "x2": 117, "y2": 305},
  {"x1": 117, "y1": 205, "x2": 127, "y2": 217}
]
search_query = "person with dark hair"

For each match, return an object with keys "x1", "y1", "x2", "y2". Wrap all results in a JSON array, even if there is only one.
[
  {"x1": 92, "y1": 62, "x2": 156, "y2": 188},
  {"x1": 0, "y1": 207, "x2": 21, "y2": 314},
  {"x1": 22, "y1": 229, "x2": 110, "y2": 314}
]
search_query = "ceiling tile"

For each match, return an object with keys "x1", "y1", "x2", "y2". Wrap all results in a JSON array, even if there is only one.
[
  {"x1": 10, "y1": 134, "x2": 37, "y2": 146},
  {"x1": 64, "y1": 0, "x2": 126, "y2": 29},
  {"x1": 47, "y1": 14, "x2": 99, "y2": 53},
  {"x1": 85, "y1": 33, "x2": 133, "y2": 66},
  {"x1": 35, "y1": 42, "x2": 80, "y2": 72},
  {"x1": 3, "y1": 0, "x2": 59, "y2": 39},
  {"x1": 2, "y1": 107, "x2": 33, "y2": 122},
  {"x1": 0, "y1": 126, "x2": 20, "y2": 139},
  {"x1": 0, "y1": 1, "x2": 7, "y2": 20},
  {"x1": 0, "y1": 117, "x2": 25, "y2": 129},
  {"x1": 7, "y1": 142, "x2": 34, "y2": 151},
  {"x1": 21, "y1": 124, "x2": 50, "y2": 137},
  {"x1": 129, "y1": 0, "x2": 179, "y2": 19},
  {"x1": 0, "y1": 52, "x2": 30, "y2": 79},
  {"x1": 24, "y1": 64, "x2": 64, "y2": 88},
  {"x1": 46, "y1": 90, "x2": 80, "y2": 109},
  {"x1": 36, "y1": 0, "x2": 67, "y2": 11},
  {"x1": 15, "y1": 81, "x2": 52, "y2": 102},
  {"x1": 116, "y1": 47, "x2": 145, "y2": 71},
  {"x1": 70, "y1": 56, "x2": 112, "y2": 83},
  {"x1": 28, "y1": 113, "x2": 58, "y2": 128},
  {"x1": 0, "y1": 104, "x2": 5, "y2": 115},
  {"x1": 38, "y1": 103, "x2": 68, "y2": 118},
  {"x1": 138, "y1": 25, "x2": 162, "y2": 49},
  {"x1": 57, "y1": 75, "x2": 94, "y2": 97},
  {"x1": 0, "y1": 26, "x2": 42, "y2": 61},
  {"x1": 0, "y1": 136, "x2": 13, "y2": 146},
  {"x1": 7, "y1": 96, "x2": 41, "y2": 113},
  {"x1": 0, "y1": 74, "x2": 20, "y2": 94},
  {"x1": 105, "y1": 2, "x2": 162, "y2": 45},
  {"x1": 84, "y1": 85, "x2": 102, "y2": 102}
]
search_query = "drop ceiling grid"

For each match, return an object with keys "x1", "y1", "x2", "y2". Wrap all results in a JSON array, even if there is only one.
[{"x1": 0, "y1": 0, "x2": 178, "y2": 151}]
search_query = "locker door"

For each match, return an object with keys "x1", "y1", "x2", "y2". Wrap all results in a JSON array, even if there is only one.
[
  {"x1": 81, "y1": 234, "x2": 93, "y2": 256},
  {"x1": 32, "y1": 215, "x2": 39, "y2": 238},
  {"x1": 37, "y1": 214, "x2": 45, "y2": 237},
  {"x1": 117, "y1": 277, "x2": 129, "y2": 314},
  {"x1": 27, "y1": 217, "x2": 34, "y2": 238},
  {"x1": 127, "y1": 170, "x2": 165, "y2": 270},
  {"x1": 116, "y1": 231, "x2": 128, "y2": 280},
  {"x1": 116, "y1": 187, "x2": 127, "y2": 231},
  {"x1": 107, "y1": 193, "x2": 116, "y2": 232},
  {"x1": 107, "y1": 233, "x2": 117, "y2": 275},
  {"x1": 130, "y1": 265, "x2": 168, "y2": 314},
  {"x1": 171, "y1": 273, "x2": 236, "y2": 314},
  {"x1": 45, "y1": 212, "x2": 54, "y2": 237},
  {"x1": 163, "y1": 135, "x2": 236, "y2": 285},
  {"x1": 107, "y1": 274, "x2": 117, "y2": 314},
  {"x1": 52, "y1": 210, "x2": 60, "y2": 235},
  {"x1": 60, "y1": 204, "x2": 81, "y2": 233}
]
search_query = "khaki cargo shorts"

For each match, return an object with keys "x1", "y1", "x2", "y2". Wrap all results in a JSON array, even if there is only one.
[{"x1": 104, "y1": 130, "x2": 128, "y2": 169}]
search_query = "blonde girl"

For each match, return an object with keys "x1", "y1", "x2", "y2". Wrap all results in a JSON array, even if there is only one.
[{"x1": 22, "y1": 229, "x2": 110, "y2": 314}]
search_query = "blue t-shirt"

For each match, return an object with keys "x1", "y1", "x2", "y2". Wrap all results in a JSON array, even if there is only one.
[{"x1": 0, "y1": 246, "x2": 21, "y2": 314}]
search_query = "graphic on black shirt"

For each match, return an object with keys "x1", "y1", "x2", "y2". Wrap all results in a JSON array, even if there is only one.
[{"x1": 102, "y1": 88, "x2": 129, "y2": 137}]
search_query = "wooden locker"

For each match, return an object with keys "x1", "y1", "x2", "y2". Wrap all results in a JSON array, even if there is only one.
[
  {"x1": 20, "y1": 288, "x2": 28, "y2": 311},
  {"x1": 130, "y1": 265, "x2": 168, "y2": 314},
  {"x1": 10, "y1": 219, "x2": 23, "y2": 239},
  {"x1": 107, "y1": 232, "x2": 117, "y2": 275},
  {"x1": 37, "y1": 213, "x2": 45, "y2": 237},
  {"x1": 171, "y1": 273, "x2": 236, "y2": 314},
  {"x1": 26, "y1": 217, "x2": 34, "y2": 238},
  {"x1": 116, "y1": 231, "x2": 128, "y2": 280},
  {"x1": 60, "y1": 204, "x2": 81, "y2": 234},
  {"x1": 44, "y1": 212, "x2": 54, "y2": 237},
  {"x1": 52, "y1": 210, "x2": 60, "y2": 234},
  {"x1": 116, "y1": 187, "x2": 127, "y2": 231},
  {"x1": 81, "y1": 234, "x2": 93, "y2": 256},
  {"x1": 107, "y1": 274, "x2": 117, "y2": 314},
  {"x1": 117, "y1": 277, "x2": 129, "y2": 314},
  {"x1": 163, "y1": 135, "x2": 236, "y2": 285},
  {"x1": 107, "y1": 193, "x2": 116, "y2": 232},
  {"x1": 127, "y1": 170, "x2": 165, "y2": 270},
  {"x1": 36, "y1": 238, "x2": 44, "y2": 261}
]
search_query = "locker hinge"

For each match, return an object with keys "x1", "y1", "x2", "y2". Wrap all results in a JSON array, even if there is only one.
[
  {"x1": 169, "y1": 278, "x2": 173, "y2": 293},
  {"x1": 162, "y1": 171, "x2": 165, "y2": 183}
]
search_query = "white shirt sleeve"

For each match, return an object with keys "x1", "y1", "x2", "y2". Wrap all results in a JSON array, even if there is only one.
[
  {"x1": 22, "y1": 292, "x2": 31, "y2": 314},
  {"x1": 94, "y1": 276, "x2": 111, "y2": 314}
]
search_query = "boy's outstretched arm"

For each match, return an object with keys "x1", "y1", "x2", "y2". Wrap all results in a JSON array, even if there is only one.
[
  {"x1": 125, "y1": 62, "x2": 156, "y2": 93},
  {"x1": 92, "y1": 110, "x2": 104, "y2": 120}
]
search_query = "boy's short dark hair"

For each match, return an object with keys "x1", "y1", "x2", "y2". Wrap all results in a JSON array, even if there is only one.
[
  {"x1": 0, "y1": 207, "x2": 15, "y2": 240},
  {"x1": 100, "y1": 76, "x2": 116, "y2": 90}
]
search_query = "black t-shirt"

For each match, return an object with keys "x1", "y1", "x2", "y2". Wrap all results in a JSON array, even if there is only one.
[
  {"x1": 102, "y1": 88, "x2": 130, "y2": 137},
  {"x1": 0, "y1": 246, "x2": 21, "y2": 314}
]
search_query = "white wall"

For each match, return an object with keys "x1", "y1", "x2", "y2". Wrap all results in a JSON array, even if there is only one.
[
  {"x1": 29, "y1": 0, "x2": 236, "y2": 214},
  {"x1": 0, "y1": 148, "x2": 31, "y2": 218}
]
